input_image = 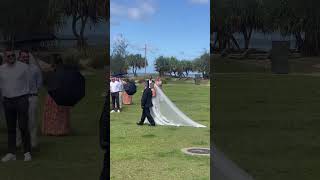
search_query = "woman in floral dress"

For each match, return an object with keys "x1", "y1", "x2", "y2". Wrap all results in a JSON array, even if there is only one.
[{"x1": 41, "y1": 54, "x2": 71, "y2": 136}]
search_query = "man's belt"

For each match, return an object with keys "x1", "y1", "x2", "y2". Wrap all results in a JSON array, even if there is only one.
[{"x1": 3, "y1": 94, "x2": 29, "y2": 100}]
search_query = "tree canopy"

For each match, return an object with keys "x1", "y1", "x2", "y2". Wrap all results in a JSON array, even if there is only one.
[{"x1": 212, "y1": 0, "x2": 320, "y2": 56}]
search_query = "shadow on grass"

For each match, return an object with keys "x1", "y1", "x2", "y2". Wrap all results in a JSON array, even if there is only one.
[{"x1": 141, "y1": 134, "x2": 156, "y2": 138}]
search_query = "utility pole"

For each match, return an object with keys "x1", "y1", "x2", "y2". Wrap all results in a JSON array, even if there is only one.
[{"x1": 144, "y1": 43, "x2": 147, "y2": 77}]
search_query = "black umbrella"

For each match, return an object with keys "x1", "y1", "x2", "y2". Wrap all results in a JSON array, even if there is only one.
[
  {"x1": 47, "y1": 65, "x2": 85, "y2": 106},
  {"x1": 124, "y1": 81, "x2": 137, "y2": 95}
]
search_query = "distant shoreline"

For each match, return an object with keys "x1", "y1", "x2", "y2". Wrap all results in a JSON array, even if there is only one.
[{"x1": 214, "y1": 32, "x2": 298, "y2": 50}]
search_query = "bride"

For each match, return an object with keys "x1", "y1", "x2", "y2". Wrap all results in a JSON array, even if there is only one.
[{"x1": 144, "y1": 82, "x2": 205, "y2": 127}]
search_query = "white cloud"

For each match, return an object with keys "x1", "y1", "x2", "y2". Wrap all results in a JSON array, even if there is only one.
[
  {"x1": 189, "y1": 0, "x2": 209, "y2": 5},
  {"x1": 110, "y1": 2, "x2": 127, "y2": 16},
  {"x1": 141, "y1": 1, "x2": 156, "y2": 14},
  {"x1": 128, "y1": 7, "x2": 142, "y2": 20},
  {"x1": 111, "y1": 0, "x2": 156, "y2": 22},
  {"x1": 110, "y1": 19, "x2": 121, "y2": 26}
]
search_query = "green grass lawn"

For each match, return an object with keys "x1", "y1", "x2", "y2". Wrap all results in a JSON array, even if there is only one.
[
  {"x1": 214, "y1": 57, "x2": 320, "y2": 180},
  {"x1": 0, "y1": 70, "x2": 105, "y2": 180},
  {"x1": 111, "y1": 82, "x2": 210, "y2": 180}
]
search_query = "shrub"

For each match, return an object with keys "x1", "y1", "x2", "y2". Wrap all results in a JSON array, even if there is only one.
[{"x1": 137, "y1": 77, "x2": 146, "y2": 84}]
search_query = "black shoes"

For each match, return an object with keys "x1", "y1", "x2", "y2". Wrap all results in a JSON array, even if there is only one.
[
  {"x1": 136, "y1": 122, "x2": 156, "y2": 126},
  {"x1": 136, "y1": 122, "x2": 143, "y2": 126}
]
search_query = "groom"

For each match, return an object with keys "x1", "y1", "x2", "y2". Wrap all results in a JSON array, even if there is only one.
[{"x1": 137, "y1": 81, "x2": 155, "y2": 126}]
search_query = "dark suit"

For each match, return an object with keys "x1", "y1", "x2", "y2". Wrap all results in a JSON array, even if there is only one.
[
  {"x1": 139, "y1": 88, "x2": 155, "y2": 125},
  {"x1": 147, "y1": 79, "x2": 155, "y2": 87}
]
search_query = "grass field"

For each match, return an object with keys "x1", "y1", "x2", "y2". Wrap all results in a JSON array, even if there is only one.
[
  {"x1": 0, "y1": 70, "x2": 105, "y2": 180},
  {"x1": 110, "y1": 80, "x2": 210, "y2": 180},
  {"x1": 214, "y1": 56, "x2": 320, "y2": 180}
]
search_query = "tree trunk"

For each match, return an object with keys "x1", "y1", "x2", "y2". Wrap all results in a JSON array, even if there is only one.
[
  {"x1": 230, "y1": 34, "x2": 240, "y2": 50},
  {"x1": 213, "y1": 34, "x2": 218, "y2": 50},
  {"x1": 295, "y1": 32, "x2": 303, "y2": 51},
  {"x1": 302, "y1": 30, "x2": 320, "y2": 56},
  {"x1": 218, "y1": 35, "x2": 222, "y2": 51},
  {"x1": 242, "y1": 26, "x2": 253, "y2": 50},
  {"x1": 11, "y1": 37, "x2": 14, "y2": 50},
  {"x1": 79, "y1": 16, "x2": 88, "y2": 52},
  {"x1": 72, "y1": 15, "x2": 80, "y2": 39},
  {"x1": 10, "y1": 32, "x2": 15, "y2": 50}
]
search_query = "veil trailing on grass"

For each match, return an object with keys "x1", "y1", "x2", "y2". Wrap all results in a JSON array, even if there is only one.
[
  {"x1": 145, "y1": 85, "x2": 206, "y2": 127},
  {"x1": 213, "y1": 146, "x2": 254, "y2": 180}
]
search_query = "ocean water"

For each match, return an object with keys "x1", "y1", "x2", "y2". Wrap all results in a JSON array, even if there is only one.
[
  {"x1": 57, "y1": 34, "x2": 107, "y2": 48},
  {"x1": 215, "y1": 32, "x2": 297, "y2": 50},
  {"x1": 127, "y1": 72, "x2": 201, "y2": 78}
]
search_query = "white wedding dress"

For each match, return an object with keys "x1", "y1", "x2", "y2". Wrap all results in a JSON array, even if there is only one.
[{"x1": 144, "y1": 85, "x2": 206, "y2": 127}]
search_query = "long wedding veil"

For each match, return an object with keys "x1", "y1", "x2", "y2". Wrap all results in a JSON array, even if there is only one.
[
  {"x1": 145, "y1": 85, "x2": 206, "y2": 128},
  {"x1": 213, "y1": 146, "x2": 255, "y2": 180}
]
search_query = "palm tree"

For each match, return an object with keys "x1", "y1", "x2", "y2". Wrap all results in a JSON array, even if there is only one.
[
  {"x1": 155, "y1": 56, "x2": 170, "y2": 77},
  {"x1": 266, "y1": 0, "x2": 320, "y2": 56},
  {"x1": 237, "y1": 0, "x2": 266, "y2": 49},
  {"x1": 126, "y1": 54, "x2": 146, "y2": 76},
  {"x1": 193, "y1": 52, "x2": 210, "y2": 79},
  {"x1": 212, "y1": 0, "x2": 241, "y2": 51},
  {"x1": 168, "y1": 57, "x2": 179, "y2": 77},
  {"x1": 61, "y1": 0, "x2": 105, "y2": 49},
  {"x1": 181, "y1": 60, "x2": 193, "y2": 77}
]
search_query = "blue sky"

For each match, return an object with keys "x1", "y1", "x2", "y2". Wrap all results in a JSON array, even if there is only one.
[{"x1": 111, "y1": 0, "x2": 210, "y2": 73}]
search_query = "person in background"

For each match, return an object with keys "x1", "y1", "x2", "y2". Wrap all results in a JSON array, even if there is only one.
[
  {"x1": 17, "y1": 50, "x2": 42, "y2": 149},
  {"x1": 117, "y1": 77, "x2": 124, "y2": 109},
  {"x1": 0, "y1": 49, "x2": 32, "y2": 162},
  {"x1": 110, "y1": 77, "x2": 120, "y2": 113},
  {"x1": 155, "y1": 76, "x2": 162, "y2": 89},
  {"x1": 122, "y1": 78, "x2": 133, "y2": 105},
  {"x1": 42, "y1": 54, "x2": 71, "y2": 136}
]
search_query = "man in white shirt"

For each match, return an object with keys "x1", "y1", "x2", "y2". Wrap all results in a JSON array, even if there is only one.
[
  {"x1": 16, "y1": 50, "x2": 42, "y2": 148},
  {"x1": 0, "y1": 49, "x2": 32, "y2": 162},
  {"x1": 110, "y1": 77, "x2": 120, "y2": 113}
]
